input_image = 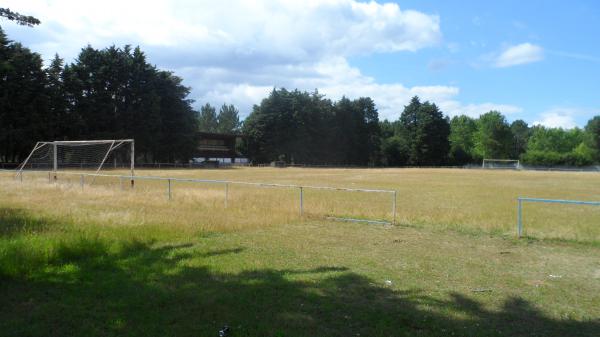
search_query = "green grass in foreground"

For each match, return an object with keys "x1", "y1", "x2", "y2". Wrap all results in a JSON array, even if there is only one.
[{"x1": 1, "y1": 207, "x2": 599, "y2": 337}]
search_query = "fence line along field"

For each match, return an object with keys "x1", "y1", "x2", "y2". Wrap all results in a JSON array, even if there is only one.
[{"x1": 2, "y1": 167, "x2": 600, "y2": 242}]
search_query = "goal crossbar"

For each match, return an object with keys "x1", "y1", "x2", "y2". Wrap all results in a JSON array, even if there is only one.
[
  {"x1": 48, "y1": 139, "x2": 133, "y2": 145},
  {"x1": 16, "y1": 139, "x2": 135, "y2": 186},
  {"x1": 482, "y1": 159, "x2": 520, "y2": 169}
]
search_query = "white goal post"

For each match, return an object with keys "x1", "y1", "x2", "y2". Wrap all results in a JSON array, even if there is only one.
[
  {"x1": 482, "y1": 159, "x2": 520, "y2": 170},
  {"x1": 16, "y1": 139, "x2": 135, "y2": 186}
]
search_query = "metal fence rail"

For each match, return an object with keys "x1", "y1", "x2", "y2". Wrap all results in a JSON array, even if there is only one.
[
  {"x1": 516, "y1": 197, "x2": 600, "y2": 237},
  {"x1": 1, "y1": 169, "x2": 397, "y2": 225}
]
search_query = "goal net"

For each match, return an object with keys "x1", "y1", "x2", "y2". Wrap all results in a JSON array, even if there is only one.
[
  {"x1": 16, "y1": 139, "x2": 134, "y2": 183},
  {"x1": 482, "y1": 159, "x2": 520, "y2": 170}
]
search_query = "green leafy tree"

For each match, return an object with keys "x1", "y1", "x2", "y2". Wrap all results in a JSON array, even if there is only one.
[
  {"x1": 378, "y1": 120, "x2": 410, "y2": 166},
  {"x1": 473, "y1": 111, "x2": 513, "y2": 160},
  {"x1": 449, "y1": 115, "x2": 477, "y2": 165},
  {"x1": 521, "y1": 126, "x2": 593, "y2": 166},
  {"x1": 526, "y1": 126, "x2": 585, "y2": 153},
  {"x1": 198, "y1": 103, "x2": 218, "y2": 132},
  {"x1": 584, "y1": 116, "x2": 600, "y2": 161},
  {"x1": 380, "y1": 134, "x2": 409, "y2": 166}
]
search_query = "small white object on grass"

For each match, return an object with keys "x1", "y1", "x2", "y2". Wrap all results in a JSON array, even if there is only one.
[{"x1": 384, "y1": 280, "x2": 392, "y2": 286}]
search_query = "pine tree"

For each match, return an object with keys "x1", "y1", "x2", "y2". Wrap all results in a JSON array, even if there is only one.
[
  {"x1": 400, "y1": 96, "x2": 450, "y2": 165},
  {"x1": 198, "y1": 103, "x2": 218, "y2": 132},
  {"x1": 217, "y1": 104, "x2": 241, "y2": 133},
  {"x1": 46, "y1": 54, "x2": 68, "y2": 139}
]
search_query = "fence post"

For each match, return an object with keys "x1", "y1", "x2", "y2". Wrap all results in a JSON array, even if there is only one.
[
  {"x1": 80, "y1": 174, "x2": 84, "y2": 190},
  {"x1": 392, "y1": 191, "x2": 397, "y2": 225},
  {"x1": 224, "y1": 182, "x2": 229, "y2": 208},
  {"x1": 517, "y1": 198, "x2": 523, "y2": 238},
  {"x1": 48, "y1": 171, "x2": 51, "y2": 184},
  {"x1": 167, "y1": 178, "x2": 172, "y2": 200},
  {"x1": 299, "y1": 187, "x2": 304, "y2": 216}
]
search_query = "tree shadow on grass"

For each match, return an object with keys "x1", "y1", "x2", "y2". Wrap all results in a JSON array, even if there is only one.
[
  {"x1": 0, "y1": 207, "x2": 56, "y2": 238},
  {"x1": 0, "y1": 210, "x2": 599, "y2": 337}
]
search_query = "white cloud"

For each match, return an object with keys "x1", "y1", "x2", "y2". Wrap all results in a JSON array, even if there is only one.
[
  {"x1": 178, "y1": 57, "x2": 522, "y2": 121},
  {"x1": 5, "y1": 0, "x2": 442, "y2": 63},
  {"x1": 439, "y1": 101, "x2": 523, "y2": 119},
  {"x1": 495, "y1": 43, "x2": 544, "y2": 68},
  {"x1": 548, "y1": 50, "x2": 600, "y2": 63},
  {"x1": 3, "y1": 0, "x2": 520, "y2": 121},
  {"x1": 532, "y1": 108, "x2": 585, "y2": 129}
]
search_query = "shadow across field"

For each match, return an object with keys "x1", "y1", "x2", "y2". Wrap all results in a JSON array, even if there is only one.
[
  {"x1": 0, "y1": 209, "x2": 599, "y2": 337},
  {"x1": 0, "y1": 207, "x2": 56, "y2": 238}
]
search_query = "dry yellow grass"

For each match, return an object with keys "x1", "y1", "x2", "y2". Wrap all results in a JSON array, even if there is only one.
[{"x1": 1, "y1": 167, "x2": 599, "y2": 242}]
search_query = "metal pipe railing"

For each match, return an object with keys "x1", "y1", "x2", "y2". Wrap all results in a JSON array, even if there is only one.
[
  {"x1": 1, "y1": 169, "x2": 397, "y2": 225},
  {"x1": 517, "y1": 197, "x2": 600, "y2": 237}
]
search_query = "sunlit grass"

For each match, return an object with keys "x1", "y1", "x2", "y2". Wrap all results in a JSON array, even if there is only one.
[{"x1": 3, "y1": 167, "x2": 598, "y2": 242}]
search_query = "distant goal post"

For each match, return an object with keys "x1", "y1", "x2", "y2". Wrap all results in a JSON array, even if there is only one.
[
  {"x1": 482, "y1": 159, "x2": 521, "y2": 170},
  {"x1": 16, "y1": 139, "x2": 135, "y2": 186}
]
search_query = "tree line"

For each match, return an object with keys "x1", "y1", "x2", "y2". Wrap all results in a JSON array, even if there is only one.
[
  {"x1": 2, "y1": 25, "x2": 600, "y2": 167},
  {"x1": 0, "y1": 27, "x2": 240, "y2": 163},
  {"x1": 243, "y1": 90, "x2": 600, "y2": 167},
  {"x1": 242, "y1": 89, "x2": 379, "y2": 165}
]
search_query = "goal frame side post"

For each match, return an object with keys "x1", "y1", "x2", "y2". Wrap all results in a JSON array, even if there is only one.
[
  {"x1": 15, "y1": 141, "x2": 43, "y2": 178},
  {"x1": 130, "y1": 140, "x2": 135, "y2": 188}
]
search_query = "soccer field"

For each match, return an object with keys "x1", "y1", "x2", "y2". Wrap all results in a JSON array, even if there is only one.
[{"x1": 1, "y1": 167, "x2": 599, "y2": 336}]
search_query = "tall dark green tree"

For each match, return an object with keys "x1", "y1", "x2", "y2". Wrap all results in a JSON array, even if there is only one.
[
  {"x1": 399, "y1": 96, "x2": 450, "y2": 165},
  {"x1": 242, "y1": 88, "x2": 379, "y2": 165},
  {"x1": 125, "y1": 47, "x2": 163, "y2": 162},
  {"x1": 510, "y1": 119, "x2": 530, "y2": 158},
  {"x1": 331, "y1": 96, "x2": 380, "y2": 165},
  {"x1": 356, "y1": 97, "x2": 381, "y2": 165},
  {"x1": 243, "y1": 88, "x2": 328, "y2": 163},
  {"x1": 45, "y1": 54, "x2": 68, "y2": 139},
  {"x1": 153, "y1": 71, "x2": 198, "y2": 162},
  {"x1": 0, "y1": 27, "x2": 48, "y2": 162},
  {"x1": 61, "y1": 44, "x2": 197, "y2": 162}
]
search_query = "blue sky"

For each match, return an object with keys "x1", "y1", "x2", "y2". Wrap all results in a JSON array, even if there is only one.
[
  {"x1": 350, "y1": 0, "x2": 600, "y2": 127},
  {"x1": 2, "y1": 0, "x2": 599, "y2": 127}
]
